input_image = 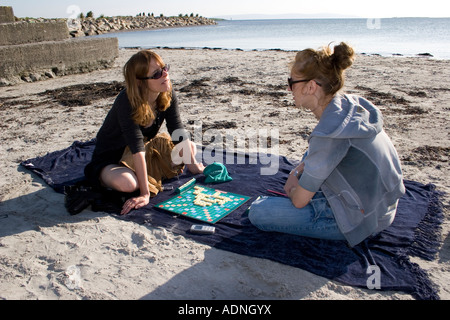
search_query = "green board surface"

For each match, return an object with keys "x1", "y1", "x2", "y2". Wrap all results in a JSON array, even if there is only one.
[{"x1": 156, "y1": 184, "x2": 251, "y2": 224}]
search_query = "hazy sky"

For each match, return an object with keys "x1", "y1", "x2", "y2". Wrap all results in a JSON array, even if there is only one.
[{"x1": 1, "y1": 0, "x2": 448, "y2": 19}]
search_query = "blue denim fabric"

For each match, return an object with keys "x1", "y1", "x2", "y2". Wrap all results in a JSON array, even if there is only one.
[{"x1": 248, "y1": 192, "x2": 346, "y2": 241}]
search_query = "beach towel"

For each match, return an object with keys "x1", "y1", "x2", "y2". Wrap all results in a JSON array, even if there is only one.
[{"x1": 20, "y1": 139, "x2": 444, "y2": 300}]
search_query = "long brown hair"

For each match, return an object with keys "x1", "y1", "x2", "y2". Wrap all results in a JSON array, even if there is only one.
[
  {"x1": 291, "y1": 42, "x2": 355, "y2": 96},
  {"x1": 123, "y1": 50, "x2": 172, "y2": 126}
]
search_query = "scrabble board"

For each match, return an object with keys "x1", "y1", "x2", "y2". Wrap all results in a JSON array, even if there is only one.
[{"x1": 156, "y1": 184, "x2": 251, "y2": 224}]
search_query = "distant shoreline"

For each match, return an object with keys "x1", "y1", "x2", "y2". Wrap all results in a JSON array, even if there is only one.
[
  {"x1": 211, "y1": 15, "x2": 450, "y2": 20},
  {"x1": 115, "y1": 45, "x2": 440, "y2": 61}
]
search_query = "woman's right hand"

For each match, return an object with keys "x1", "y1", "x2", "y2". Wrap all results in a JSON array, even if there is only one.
[{"x1": 121, "y1": 194, "x2": 150, "y2": 215}]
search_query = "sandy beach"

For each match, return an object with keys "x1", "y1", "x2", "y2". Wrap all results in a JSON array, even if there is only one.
[{"x1": 0, "y1": 47, "x2": 449, "y2": 300}]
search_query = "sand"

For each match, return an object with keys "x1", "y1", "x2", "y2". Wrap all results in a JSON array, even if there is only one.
[{"x1": 0, "y1": 48, "x2": 449, "y2": 300}]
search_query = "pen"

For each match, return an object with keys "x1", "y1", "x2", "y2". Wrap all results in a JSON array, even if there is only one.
[{"x1": 267, "y1": 189, "x2": 288, "y2": 197}]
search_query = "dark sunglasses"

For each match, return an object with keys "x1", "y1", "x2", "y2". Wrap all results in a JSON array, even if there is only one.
[
  {"x1": 288, "y1": 77, "x2": 322, "y2": 90},
  {"x1": 137, "y1": 64, "x2": 170, "y2": 80}
]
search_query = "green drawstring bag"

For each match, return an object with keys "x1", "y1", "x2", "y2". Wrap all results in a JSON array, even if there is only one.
[{"x1": 203, "y1": 162, "x2": 232, "y2": 184}]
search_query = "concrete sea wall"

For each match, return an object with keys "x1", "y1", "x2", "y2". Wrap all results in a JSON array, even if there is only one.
[{"x1": 0, "y1": 6, "x2": 119, "y2": 86}]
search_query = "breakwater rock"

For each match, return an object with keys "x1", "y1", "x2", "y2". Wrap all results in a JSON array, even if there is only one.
[{"x1": 19, "y1": 15, "x2": 217, "y2": 37}]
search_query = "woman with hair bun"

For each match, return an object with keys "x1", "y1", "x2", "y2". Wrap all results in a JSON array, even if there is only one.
[
  {"x1": 84, "y1": 50, "x2": 204, "y2": 215},
  {"x1": 249, "y1": 42, "x2": 405, "y2": 247}
]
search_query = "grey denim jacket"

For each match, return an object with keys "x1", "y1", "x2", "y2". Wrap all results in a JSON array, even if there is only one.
[{"x1": 299, "y1": 94, "x2": 405, "y2": 247}]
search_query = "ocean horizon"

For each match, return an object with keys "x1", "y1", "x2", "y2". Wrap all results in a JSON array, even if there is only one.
[{"x1": 94, "y1": 18, "x2": 450, "y2": 59}]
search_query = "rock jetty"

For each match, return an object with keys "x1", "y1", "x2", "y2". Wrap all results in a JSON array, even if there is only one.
[{"x1": 19, "y1": 15, "x2": 217, "y2": 37}]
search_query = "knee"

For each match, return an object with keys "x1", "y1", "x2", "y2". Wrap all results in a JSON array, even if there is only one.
[
  {"x1": 248, "y1": 197, "x2": 267, "y2": 227},
  {"x1": 100, "y1": 165, "x2": 140, "y2": 193},
  {"x1": 106, "y1": 173, "x2": 139, "y2": 193},
  {"x1": 248, "y1": 208, "x2": 259, "y2": 226},
  {"x1": 114, "y1": 176, "x2": 139, "y2": 193}
]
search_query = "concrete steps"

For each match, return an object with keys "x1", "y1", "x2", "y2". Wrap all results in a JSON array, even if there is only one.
[{"x1": 0, "y1": 6, "x2": 118, "y2": 85}]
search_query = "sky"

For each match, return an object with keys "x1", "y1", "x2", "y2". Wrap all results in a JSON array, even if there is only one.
[{"x1": 1, "y1": 0, "x2": 448, "y2": 19}]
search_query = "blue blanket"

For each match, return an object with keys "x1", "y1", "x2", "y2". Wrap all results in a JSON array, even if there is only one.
[{"x1": 20, "y1": 140, "x2": 444, "y2": 300}]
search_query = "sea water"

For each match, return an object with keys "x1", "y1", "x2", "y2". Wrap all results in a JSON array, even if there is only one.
[{"x1": 94, "y1": 18, "x2": 450, "y2": 59}]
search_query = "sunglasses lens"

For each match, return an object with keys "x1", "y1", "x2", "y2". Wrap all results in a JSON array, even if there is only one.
[
  {"x1": 153, "y1": 70, "x2": 163, "y2": 79},
  {"x1": 152, "y1": 65, "x2": 169, "y2": 79},
  {"x1": 138, "y1": 65, "x2": 170, "y2": 80}
]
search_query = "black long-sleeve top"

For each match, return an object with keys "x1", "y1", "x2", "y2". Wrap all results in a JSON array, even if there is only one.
[
  {"x1": 93, "y1": 88, "x2": 187, "y2": 158},
  {"x1": 84, "y1": 89, "x2": 187, "y2": 183}
]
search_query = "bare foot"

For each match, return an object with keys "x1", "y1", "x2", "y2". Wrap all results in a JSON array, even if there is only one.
[{"x1": 186, "y1": 163, "x2": 205, "y2": 174}]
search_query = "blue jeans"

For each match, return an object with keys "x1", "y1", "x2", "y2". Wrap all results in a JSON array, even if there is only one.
[{"x1": 248, "y1": 192, "x2": 346, "y2": 241}]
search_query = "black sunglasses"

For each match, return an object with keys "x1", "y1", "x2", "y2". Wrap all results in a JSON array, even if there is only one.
[
  {"x1": 137, "y1": 65, "x2": 170, "y2": 80},
  {"x1": 288, "y1": 77, "x2": 322, "y2": 90}
]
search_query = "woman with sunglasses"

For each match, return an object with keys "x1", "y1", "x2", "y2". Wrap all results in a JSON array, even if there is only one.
[
  {"x1": 249, "y1": 42, "x2": 405, "y2": 247},
  {"x1": 85, "y1": 50, "x2": 204, "y2": 215}
]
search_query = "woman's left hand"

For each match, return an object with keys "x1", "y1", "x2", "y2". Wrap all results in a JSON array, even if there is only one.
[
  {"x1": 121, "y1": 194, "x2": 150, "y2": 215},
  {"x1": 284, "y1": 163, "x2": 304, "y2": 195},
  {"x1": 284, "y1": 173, "x2": 300, "y2": 196}
]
